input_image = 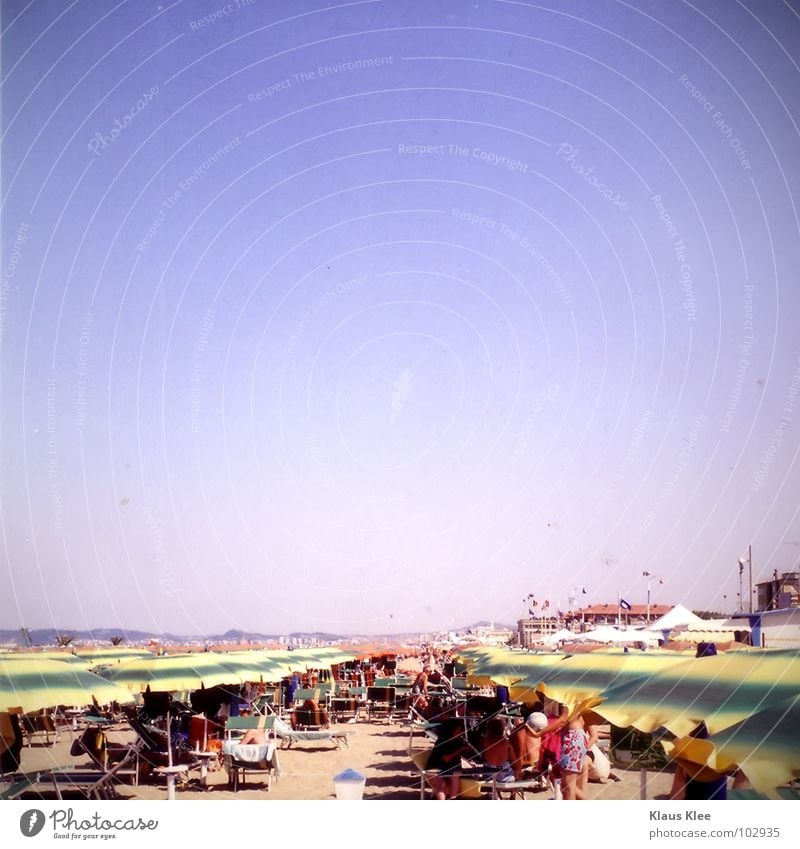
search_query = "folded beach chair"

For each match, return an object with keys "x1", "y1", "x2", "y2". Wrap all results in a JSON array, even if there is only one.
[
  {"x1": 69, "y1": 726, "x2": 144, "y2": 785},
  {"x1": 47, "y1": 742, "x2": 144, "y2": 800},
  {"x1": 223, "y1": 716, "x2": 281, "y2": 792}
]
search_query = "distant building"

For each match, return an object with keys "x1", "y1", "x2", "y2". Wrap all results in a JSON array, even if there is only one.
[
  {"x1": 517, "y1": 603, "x2": 673, "y2": 648},
  {"x1": 755, "y1": 571, "x2": 799, "y2": 612},
  {"x1": 565, "y1": 603, "x2": 672, "y2": 628}
]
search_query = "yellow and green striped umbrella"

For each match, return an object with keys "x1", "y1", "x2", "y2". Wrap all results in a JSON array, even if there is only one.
[
  {"x1": 593, "y1": 649, "x2": 800, "y2": 737},
  {"x1": 665, "y1": 694, "x2": 800, "y2": 798},
  {"x1": 0, "y1": 657, "x2": 136, "y2": 713},
  {"x1": 103, "y1": 653, "x2": 249, "y2": 692},
  {"x1": 528, "y1": 651, "x2": 690, "y2": 707},
  {"x1": 453, "y1": 646, "x2": 568, "y2": 690}
]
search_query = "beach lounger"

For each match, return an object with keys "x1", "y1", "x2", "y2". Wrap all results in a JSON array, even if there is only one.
[
  {"x1": 269, "y1": 715, "x2": 352, "y2": 749},
  {"x1": 222, "y1": 718, "x2": 281, "y2": 792}
]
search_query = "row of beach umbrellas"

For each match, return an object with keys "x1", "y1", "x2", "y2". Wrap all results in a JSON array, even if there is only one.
[
  {"x1": 1, "y1": 647, "x2": 358, "y2": 714},
  {"x1": 455, "y1": 645, "x2": 800, "y2": 796}
]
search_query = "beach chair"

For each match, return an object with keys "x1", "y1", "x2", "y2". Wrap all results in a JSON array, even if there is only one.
[
  {"x1": 222, "y1": 716, "x2": 281, "y2": 792},
  {"x1": 47, "y1": 743, "x2": 144, "y2": 800},
  {"x1": 408, "y1": 748, "x2": 484, "y2": 799},
  {"x1": 329, "y1": 697, "x2": 360, "y2": 723},
  {"x1": 69, "y1": 726, "x2": 143, "y2": 785},
  {"x1": 291, "y1": 701, "x2": 330, "y2": 731},
  {"x1": 270, "y1": 715, "x2": 353, "y2": 750},
  {"x1": 292, "y1": 688, "x2": 319, "y2": 704},
  {"x1": 366, "y1": 686, "x2": 395, "y2": 722},
  {"x1": 20, "y1": 711, "x2": 59, "y2": 747}
]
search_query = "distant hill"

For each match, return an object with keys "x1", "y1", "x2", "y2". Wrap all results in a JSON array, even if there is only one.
[{"x1": 0, "y1": 627, "x2": 349, "y2": 646}]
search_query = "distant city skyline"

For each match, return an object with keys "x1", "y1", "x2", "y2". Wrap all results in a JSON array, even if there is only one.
[{"x1": 2, "y1": 1, "x2": 800, "y2": 636}]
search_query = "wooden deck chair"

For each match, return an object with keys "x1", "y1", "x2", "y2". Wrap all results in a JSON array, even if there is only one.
[{"x1": 222, "y1": 716, "x2": 280, "y2": 792}]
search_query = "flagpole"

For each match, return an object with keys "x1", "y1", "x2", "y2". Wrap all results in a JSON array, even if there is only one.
[{"x1": 617, "y1": 592, "x2": 621, "y2": 627}]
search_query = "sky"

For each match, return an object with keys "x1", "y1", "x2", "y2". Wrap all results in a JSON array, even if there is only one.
[{"x1": 1, "y1": 0, "x2": 800, "y2": 637}]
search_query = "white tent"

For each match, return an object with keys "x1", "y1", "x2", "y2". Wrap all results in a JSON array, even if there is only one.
[
  {"x1": 581, "y1": 626, "x2": 639, "y2": 644},
  {"x1": 649, "y1": 604, "x2": 706, "y2": 631},
  {"x1": 539, "y1": 629, "x2": 580, "y2": 645}
]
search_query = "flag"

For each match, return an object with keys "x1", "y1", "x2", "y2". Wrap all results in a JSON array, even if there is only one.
[{"x1": 619, "y1": 598, "x2": 632, "y2": 610}]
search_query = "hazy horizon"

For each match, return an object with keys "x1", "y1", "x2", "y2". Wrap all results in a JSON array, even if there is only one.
[{"x1": 2, "y1": 1, "x2": 800, "y2": 636}]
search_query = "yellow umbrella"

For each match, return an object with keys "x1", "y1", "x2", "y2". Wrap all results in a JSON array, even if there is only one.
[
  {"x1": 664, "y1": 694, "x2": 800, "y2": 798},
  {"x1": 0, "y1": 657, "x2": 136, "y2": 712},
  {"x1": 593, "y1": 648, "x2": 800, "y2": 737},
  {"x1": 102, "y1": 653, "x2": 248, "y2": 692}
]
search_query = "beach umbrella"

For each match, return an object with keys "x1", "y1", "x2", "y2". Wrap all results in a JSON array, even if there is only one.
[
  {"x1": 523, "y1": 650, "x2": 690, "y2": 707},
  {"x1": 592, "y1": 648, "x2": 800, "y2": 737},
  {"x1": 0, "y1": 657, "x2": 136, "y2": 713},
  {"x1": 102, "y1": 653, "x2": 248, "y2": 692},
  {"x1": 664, "y1": 694, "x2": 800, "y2": 798},
  {"x1": 2, "y1": 651, "x2": 93, "y2": 667},
  {"x1": 454, "y1": 647, "x2": 568, "y2": 688}
]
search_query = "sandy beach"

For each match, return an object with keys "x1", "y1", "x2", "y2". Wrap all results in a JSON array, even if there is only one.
[{"x1": 14, "y1": 717, "x2": 673, "y2": 801}]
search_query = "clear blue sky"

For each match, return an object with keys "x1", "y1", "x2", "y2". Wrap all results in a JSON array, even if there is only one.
[{"x1": 2, "y1": 0, "x2": 799, "y2": 636}]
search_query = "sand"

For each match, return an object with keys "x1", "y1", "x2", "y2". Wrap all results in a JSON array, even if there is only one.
[{"x1": 12, "y1": 717, "x2": 673, "y2": 801}]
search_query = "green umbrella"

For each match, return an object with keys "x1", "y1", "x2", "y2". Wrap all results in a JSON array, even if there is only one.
[
  {"x1": 0, "y1": 657, "x2": 136, "y2": 713},
  {"x1": 593, "y1": 648, "x2": 800, "y2": 737},
  {"x1": 454, "y1": 646, "x2": 568, "y2": 688},
  {"x1": 665, "y1": 694, "x2": 800, "y2": 797},
  {"x1": 102, "y1": 653, "x2": 248, "y2": 692},
  {"x1": 524, "y1": 650, "x2": 689, "y2": 707}
]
